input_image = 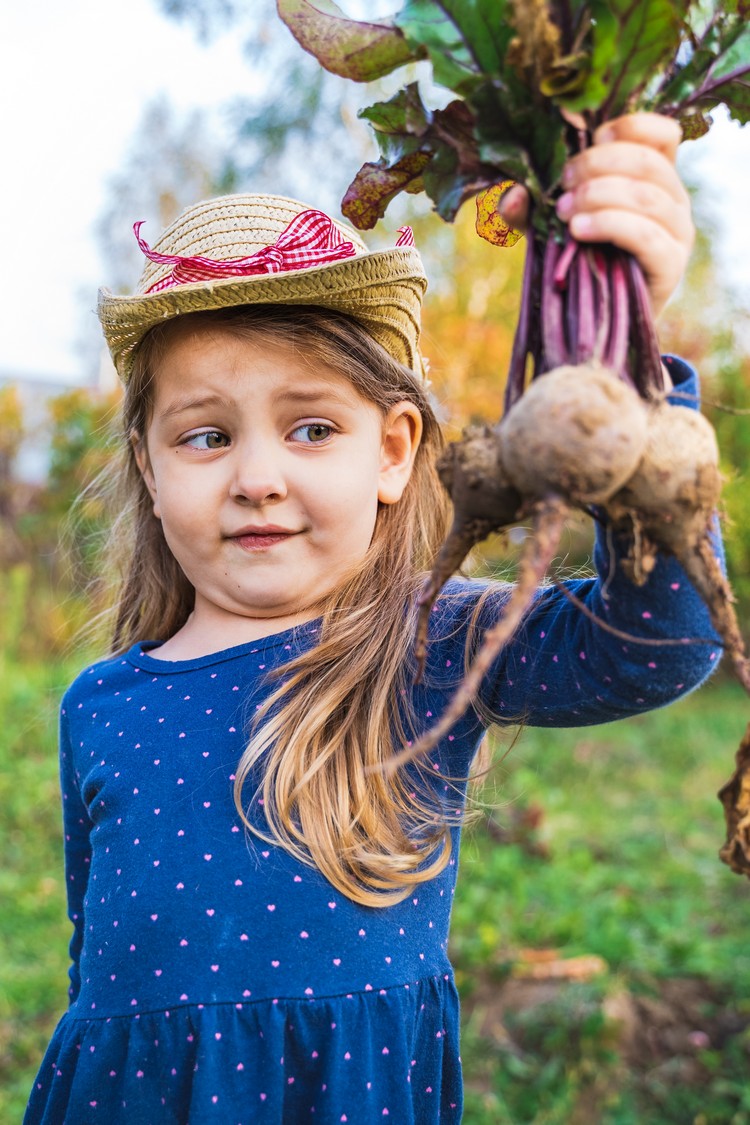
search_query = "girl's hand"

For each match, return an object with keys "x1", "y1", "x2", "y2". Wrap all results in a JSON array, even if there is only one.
[{"x1": 499, "y1": 112, "x2": 694, "y2": 318}]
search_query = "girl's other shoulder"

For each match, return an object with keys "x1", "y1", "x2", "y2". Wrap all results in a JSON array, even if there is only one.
[{"x1": 60, "y1": 644, "x2": 150, "y2": 712}]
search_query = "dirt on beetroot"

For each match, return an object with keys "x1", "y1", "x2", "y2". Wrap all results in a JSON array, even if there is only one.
[{"x1": 277, "y1": 0, "x2": 750, "y2": 884}]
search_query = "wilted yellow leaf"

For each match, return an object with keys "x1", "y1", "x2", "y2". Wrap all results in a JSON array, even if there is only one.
[{"x1": 475, "y1": 182, "x2": 524, "y2": 248}]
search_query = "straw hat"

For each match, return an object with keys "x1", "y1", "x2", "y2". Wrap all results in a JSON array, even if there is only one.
[{"x1": 97, "y1": 193, "x2": 429, "y2": 385}]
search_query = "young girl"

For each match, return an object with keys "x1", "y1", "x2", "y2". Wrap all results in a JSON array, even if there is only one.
[{"x1": 27, "y1": 114, "x2": 717, "y2": 1124}]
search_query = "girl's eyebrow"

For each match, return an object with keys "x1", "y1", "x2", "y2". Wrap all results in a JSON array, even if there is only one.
[
  {"x1": 158, "y1": 384, "x2": 356, "y2": 421},
  {"x1": 273, "y1": 385, "x2": 356, "y2": 407},
  {"x1": 158, "y1": 393, "x2": 236, "y2": 420}
]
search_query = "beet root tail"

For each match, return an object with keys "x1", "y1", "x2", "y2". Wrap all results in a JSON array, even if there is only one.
[
  {"x1": 674, "y1": 532, "x2": 750, "y2": 695},
  {"x1": 392, "y1": 496, "x2": 567, "y2": 772},
  {"x1": 415, "y1": 425, "x2": 521, "y2": 680},
  {"x1": 416, "y1": 518, "x2": 502, "y2": 679},
  {"x1": 718, "y1": 721, "x2": 750, "y2": 877}
]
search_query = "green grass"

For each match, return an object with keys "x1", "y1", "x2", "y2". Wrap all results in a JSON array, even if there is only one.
[
  {"x1": 452, "y1": 680, "x2": 750, "y2": 1123},
  {"x1": 3, "y1": 651, "x2": 749, "y2": 1122},
  {"x1": 0, "y1": 648, "x2": 85, "y2": 1116}
]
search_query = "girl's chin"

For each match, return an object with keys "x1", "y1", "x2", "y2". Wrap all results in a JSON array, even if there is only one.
[{"x1": 192, "y1": 597, "x2": 322, "y2": 630}]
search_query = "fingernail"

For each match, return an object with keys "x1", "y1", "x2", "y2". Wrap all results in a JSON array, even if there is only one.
[
  {"x1": 562, "y1": 164, "x2": 576, "y2": 188},
  {"x1": 556, "y1": 192, "x2": 574, "y2": 220},
  {"x1": 570, "y1": 213, "x2": 592, "y2": 237}
]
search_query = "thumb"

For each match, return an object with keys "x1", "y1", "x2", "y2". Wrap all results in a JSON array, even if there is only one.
[{"x1": 497, "y1": 184, "x2": 530, "y2": 231}]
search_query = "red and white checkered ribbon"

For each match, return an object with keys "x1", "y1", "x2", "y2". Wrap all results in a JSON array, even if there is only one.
[{"x1": 135, "y1": 210, "x2": 415, "y2": 294}]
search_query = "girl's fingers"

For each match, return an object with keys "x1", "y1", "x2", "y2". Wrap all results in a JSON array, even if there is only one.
[
  {"x1": 565, "y1": 207, "x2": 690, "y2": 315},
  {"x1": 556, "y1": 173, "x2": 693, "y2": 246},
  {"x1": 560, "y1": 113, "x2": 694, "y2": 314},
  {"x1": 563, "y1": 141, "x2": 690, "y2": 207},
  {"x1": 497, "y1": 183, "x2": 530, "y2": 231},
  {"x1": 593, "y1": 112, "x2": 682, "y2": 162}
]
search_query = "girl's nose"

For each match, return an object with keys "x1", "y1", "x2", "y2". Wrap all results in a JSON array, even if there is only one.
[{"x1": 228, "y1": 444, "x2": 288, "y2": 505}]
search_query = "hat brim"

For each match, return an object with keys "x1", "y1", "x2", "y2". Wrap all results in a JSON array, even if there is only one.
[{"x1": 98, "y1": 247, "x2": 427, "y2": 384}]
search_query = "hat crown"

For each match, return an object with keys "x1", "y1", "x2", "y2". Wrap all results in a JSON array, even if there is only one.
[
  {"x1": 99, "y1": 191, "x2": 428, "y2": 385},
  {"x1": 138, "y1": 193, "x2": 371, "y2": 296}
]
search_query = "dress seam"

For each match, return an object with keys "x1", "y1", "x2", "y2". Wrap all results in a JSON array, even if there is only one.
[{"x1": 64, "y1": 972, "x2": 453, "y2": 1023}]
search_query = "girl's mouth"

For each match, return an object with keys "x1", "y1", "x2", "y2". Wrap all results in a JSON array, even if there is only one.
[
  {"x1": 230, "y1": 526, "x2": 297, "y2": 551},
  {"x1": 236, "y1": 533, "x2": 291, "y2": 550}
]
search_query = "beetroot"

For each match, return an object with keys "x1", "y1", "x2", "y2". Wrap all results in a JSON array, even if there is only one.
[{"x1": 278, "y1": 0, "x2": 750, "y2": 868}]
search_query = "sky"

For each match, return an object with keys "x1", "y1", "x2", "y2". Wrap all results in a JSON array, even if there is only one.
[{"x1": 2, "y1": 0, "x2": 749, "y2": 385}]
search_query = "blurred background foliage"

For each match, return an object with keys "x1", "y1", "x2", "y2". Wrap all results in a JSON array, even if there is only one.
[
  {"x1": 3, "y1": 1, "x2": 750, "y2": 1121},
  {"x1": 3, "y1": 195, "x2": 748, "y2": 656},
  {"x1": 4, "y1": 0, "x2": 748, "y2": 651}
]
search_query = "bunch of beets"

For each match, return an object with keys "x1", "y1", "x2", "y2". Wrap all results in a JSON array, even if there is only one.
[{"x1": 278, "y1": 0, "x2": 750, "y2": 875}]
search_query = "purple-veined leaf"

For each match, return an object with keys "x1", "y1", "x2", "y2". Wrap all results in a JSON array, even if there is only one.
[
  {"x1": 708, "y1": 21, "x2": 750, "y2": 85},
  {"x1": 277, "y1": 0, "x2": 421, "y2": 82},
  {"x1": 654, "y1": 13, "x2": 750, "y2": 126},
  {"x1": 341, "y1": 151, "x2": 432, "y2": 228},
  {"x1": 395, "y1": 0, "x2": 477, "y2": 92},
  {"x1": 424, "y1": 158, "x2": 490, "y2": 220},
  {"x1": 429, "y1": 99, "x2": 479, "y2": 161},
  {"x1": 431, "y1": 0, "x2": 516, "y2": 80},
  {"x1": 345, "y1": 94, "x2": 494, "y2": 224},
  {"x1": 420, "y1": 101, "x2": 496, "y2": 219},
  {"x1": 691, "y1": 18, "x2": 750, "y2": 124},
  {"x1": 476, "y1": 136, "x2": 536, "y2": 186},
  {"x1": 470, "y1": 80, "x2": 556, "y2": 196},
  {"x1": 557, "y1": 0, "x2": 685, "y2": 116},
  {"x1": 359, "y1": 86, "x2": 465, "y2": 172},
  {"x1": 359, "y1": 83, "x2": 432, "y2": 155},
  {"x1": 656, "y1": 13, "x2": 749, "y2": 101},
  {"x1": 698, "y1": 76, "x2": 750, "y2": 125}
]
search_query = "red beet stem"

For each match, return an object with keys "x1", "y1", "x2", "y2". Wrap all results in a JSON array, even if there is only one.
[
  {"x1": 541, "y1": 237, "x2": 567, "y2": 370},
  {"x1": 627, "y1": 256, "x2": 664, "y2": 397},
  {"x1": 505, "y1": 236, "x2": 538, "y2": 412},
  {"x1": 553, "y1": 236, "x2": 578, "y2": 290},
  {"x1": 566, "y1": 244, "x2": 580, "y2": 364},
  {"x1": 387, "y1": 496, "x2": 568, "y2": 771},
  {"x1": 589, "y1": 250, "x2": 611, "y2": 364},
  {"x1": 575, "y1": 248, "x2": 595, "y2": 363},
  {"x1": 506, "y1": 232, "x2": 664, "y2": 412},
  {"x1": 605, "y1": 256, "x2": 632, "y2": 383}
]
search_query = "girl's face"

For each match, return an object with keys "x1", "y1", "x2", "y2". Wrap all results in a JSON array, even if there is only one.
[{"x1": 136, "y1": 323, "x2": 422, "y2": 647}]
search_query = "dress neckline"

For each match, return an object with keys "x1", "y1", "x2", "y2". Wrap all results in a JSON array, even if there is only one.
[{"x1": 125, "y1": 620, "x2": 321, "y2": 673}]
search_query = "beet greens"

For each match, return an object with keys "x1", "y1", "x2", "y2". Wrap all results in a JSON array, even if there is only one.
[
  {"x1": 278, "y1": 1, "x2": 748, "y2": 389},
  {"x1": 278, "y1": 0, "x2": 750, "y2": 877},
  {"x1": 278, "y1": 0, "x2": 749, "y2": 399}
]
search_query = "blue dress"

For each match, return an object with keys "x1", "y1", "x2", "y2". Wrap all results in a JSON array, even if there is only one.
[{"x1": 26, "y1": 362, "x2": 720, "y2": 1124}]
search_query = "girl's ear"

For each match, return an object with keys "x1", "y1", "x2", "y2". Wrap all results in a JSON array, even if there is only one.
[
  {"x1": 378, "y1": 402, "x2": 423, "y2": 505},
  {"x1": 132, "y1": 432, "x2": 161, "y2": 519}
]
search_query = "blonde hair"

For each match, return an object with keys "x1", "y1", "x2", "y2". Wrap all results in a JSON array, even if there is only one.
[{"x1": 106, "y1": 305, "x2": 455, "y2": 906}]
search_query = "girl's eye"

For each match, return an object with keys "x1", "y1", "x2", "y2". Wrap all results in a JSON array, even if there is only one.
[
  {"x1": 291, "y1": 423, "x2": 333, "y2": 444},
  {"x1": 184, "y1": 431, "x2": 229, "y2": 450}
]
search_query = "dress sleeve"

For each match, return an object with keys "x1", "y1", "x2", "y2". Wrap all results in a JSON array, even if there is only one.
[
  {"x1": 59, "y1": 700, "x2": 93, "y2": 1006},
  {"x1": 463, "y1": 357, "x2": 723, "y2": 728}
]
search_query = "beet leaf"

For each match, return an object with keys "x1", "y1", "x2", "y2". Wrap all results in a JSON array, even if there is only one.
[
  {"x1": 396, "y1": 0, "x2": 479, "y2": 92},
  {"x1": 278, "y1": 0, "x2": 750, "y2": 226},
  {"x1": 276, "y1": 0, "x2": 421, "y2": 81},
  {"x1": 653, "y1": 12, "x2": 750, "y2": 124},
  {"x1": 556, "y1": 0, "x2": 687, "y2": 116},
  {"x1": 278, "y1": 0, "x2": 750, "y2": 877}
]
